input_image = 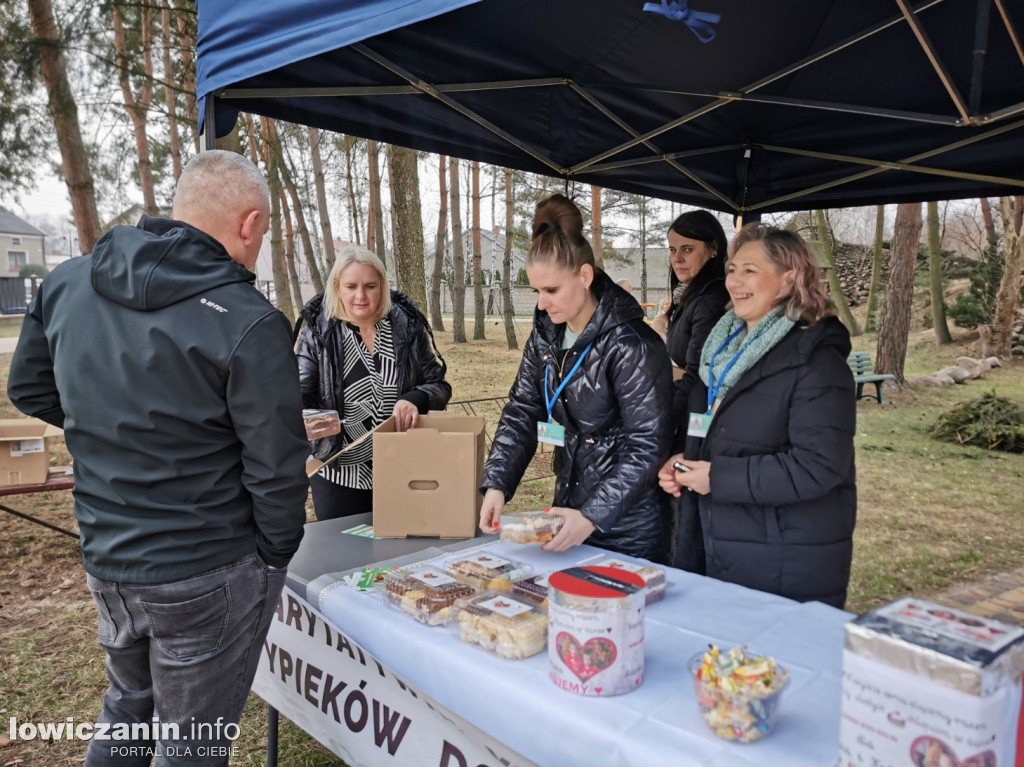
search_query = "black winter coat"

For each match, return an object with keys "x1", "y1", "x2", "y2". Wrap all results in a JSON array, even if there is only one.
[
  {"x1": 295, "y1": 291, "x2": 451, "y2": 460},
  {"x1": 678, "y1": 316, "x2": 857, "y2": 608},
  {"x1": 481, "y1": 271, "x2": 674, "y2": 561},
  {"x1": 666, "y1": 276, "x2": 730, "y2": 419}
]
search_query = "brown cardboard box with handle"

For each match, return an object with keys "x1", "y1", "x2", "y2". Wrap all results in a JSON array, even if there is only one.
[
  {"x1": 0, "y1": 418, "x2": 63, "y2": 486},
  {"x1": 372, "y1": 414, "x2": 486, "y2": 538}
]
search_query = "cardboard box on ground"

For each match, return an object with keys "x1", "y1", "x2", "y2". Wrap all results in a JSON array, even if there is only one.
[
  {"x1": 0, "y1": 418, "x2": 63, "y2": 486},
  {"x1": 306, "y1": 413, "x2": 485, "y2": 538}
]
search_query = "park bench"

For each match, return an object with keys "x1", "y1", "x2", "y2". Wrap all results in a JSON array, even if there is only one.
[{"x1": 847, "y1": 352, "x2": 896, "y2": 404}]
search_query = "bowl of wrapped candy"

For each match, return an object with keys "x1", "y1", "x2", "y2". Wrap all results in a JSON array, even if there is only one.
[{"x1": 689, "y1": 645, "x2": 789, "y2": 743}]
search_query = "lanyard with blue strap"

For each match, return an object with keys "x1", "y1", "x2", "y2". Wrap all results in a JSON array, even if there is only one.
[
  {"x1": 538, "y1": 341, "x2": 593, "y2": 446},
  {"x1": 688, "y1": 325, "x2": 754, "y2": 439}
]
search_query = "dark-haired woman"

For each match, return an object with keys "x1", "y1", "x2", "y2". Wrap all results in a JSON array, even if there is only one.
[
  {"x1": 659, "y1": 224, "x2": 856, "y2": 608},
  {"x1": 479, "y1": 194, "x2": 673, "y2": 562},
  {"x1": 651, "y1": 210, "x2": 730, "y2": 416}
]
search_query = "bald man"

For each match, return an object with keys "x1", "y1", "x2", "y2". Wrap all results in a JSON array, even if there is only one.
[{"x1": 9, "y1": 151, "x2": 309, "y2": 766}]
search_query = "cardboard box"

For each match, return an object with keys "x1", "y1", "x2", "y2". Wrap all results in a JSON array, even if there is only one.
[
  {"x1": 0, "y1": 418, "x2": 63, "y2": 486},
  {"x1": 839, "y1": 597, "x2": 1024, "y2": 767},
  {"x1": 372, "y1": 414, "x2": 485, "y2": 539}
]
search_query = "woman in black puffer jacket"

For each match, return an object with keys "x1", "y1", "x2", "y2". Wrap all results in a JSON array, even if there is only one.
[
  {"x1": 480, "y1": 195, "x2": 674, "y2": 562},
  {"x1": 296, "y1": 245, "x2": 451, "y2": 520}
]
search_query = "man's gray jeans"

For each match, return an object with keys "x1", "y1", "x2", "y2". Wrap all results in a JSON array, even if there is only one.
[{"x1": 84, "y1": 553, "x2": 285, "y2": 766}]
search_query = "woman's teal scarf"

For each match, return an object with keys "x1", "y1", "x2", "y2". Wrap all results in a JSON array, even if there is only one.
[{"x1": 699, "y1": 308, "x2": 795, "y2": 409}]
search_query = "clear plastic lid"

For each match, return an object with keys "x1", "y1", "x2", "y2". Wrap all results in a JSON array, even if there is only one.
[
  {"x1": 302, "y1": 408, "x2": 341, "y2": 440},
  {"x1": 455, "y1": 590, "x2": 548, "y2": 659},
  {"x1": 585, "y1": 556, "x2": 666, "y2": 605},
  {"x1": 441, "y1": 551, "x2": 533, "y2": 590},
  {"x1": 510, "y1": 573, "x2": 551, "y2": 610},
  {"x1": 498, "y1": 510, "x2": 565, "y2": 544},
  {"x1": 381, "y1": 565, "x2": 477, "y2": 625}
]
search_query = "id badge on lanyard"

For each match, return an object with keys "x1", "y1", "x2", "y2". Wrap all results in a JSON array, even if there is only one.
[
  {"x1": 694, "y1": 325, "x2": 748, "y2": 439},
  {"x1": 539, "y1": 342, "x2": 593, "y2": 448}
]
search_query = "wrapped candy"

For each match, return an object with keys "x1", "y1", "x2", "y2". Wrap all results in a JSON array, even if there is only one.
[{"x1": 689, "y1": 645, "x2": 789, "y2": 743}]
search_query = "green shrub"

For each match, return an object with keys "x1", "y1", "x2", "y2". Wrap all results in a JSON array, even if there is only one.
[
  {"x1": 19, "y1": 263, "x2": 48, "y2": 279},
  {"x1": 930, "y1": 392, "x2": 1024, "y2": 453}
]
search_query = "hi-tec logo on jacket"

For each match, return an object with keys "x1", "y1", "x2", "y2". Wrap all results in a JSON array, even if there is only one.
[{"x1": 200, "y1": 297, "x2": 228, "y2": 313}]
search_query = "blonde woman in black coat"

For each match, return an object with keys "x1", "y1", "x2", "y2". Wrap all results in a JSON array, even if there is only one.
[
  {"x1": 659, "y1": 224, "x2": 856, "y2": 608},
  {"x1": 480, "y1": 195, "x2": 673, "y2": 562}
]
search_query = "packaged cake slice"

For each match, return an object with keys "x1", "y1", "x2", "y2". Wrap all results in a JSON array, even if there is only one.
[
  {"x1": 499, "y1": 510, "x2": 564, "y2": 544},
  {"x1": 441, "y1": 550, "x2": 533, "y2": 591},
  {"x1": 455, "y1": 591, "x2": 548, "y2": 659},
  {"x1": 302, "y1": 408, "x2": 341, "y2": 440},
  {"x1": 585, "y1": 556, "x2": 666, "y2": 605},
  {"x1": 510, "y1": 573, "x2": 551, "y2": 612},
  {"x1": 381, "y1": 565, "x2": 476, "y2": 625}
]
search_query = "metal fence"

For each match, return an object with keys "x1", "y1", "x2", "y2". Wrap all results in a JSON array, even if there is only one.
[{"x1": 448, "y1": 397, "x2": 555, "y2": 483}]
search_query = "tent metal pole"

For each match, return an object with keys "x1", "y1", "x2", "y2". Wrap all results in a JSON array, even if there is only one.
[
  {"x1": 202, "y1": 94, "x2": 216, "y2": 151},
  {"x1": 584, "y1": 145, "x2": 738, "y2": 173},
  {"x1": 897, "y1": 0, "x2": 971, "y2": 122},
  {"x1": 572, "y1": 0, "x2": 946, "y2": 170},
  {"x1": 747, "y1": 116, "x2": 1024, "y2": 211},
  {"x1": 993, "y1": 0, "x2": 1024, "y2": 65}
]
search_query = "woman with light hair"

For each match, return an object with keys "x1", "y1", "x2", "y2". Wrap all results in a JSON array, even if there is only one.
[
  {"x1": 296, "y1": 245, "x2": 451, "y2": 520},
  {"x1": 658, "y1": 223, "x2": 857, "y2": 608}
]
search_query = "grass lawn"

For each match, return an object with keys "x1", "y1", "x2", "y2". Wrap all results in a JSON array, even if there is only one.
[{"x1": 1, "y1": 312, "x2": 1022, "y2": 765}]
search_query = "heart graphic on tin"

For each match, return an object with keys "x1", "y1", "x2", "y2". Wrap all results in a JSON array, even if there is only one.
[
  {"x1": 909, "y1": 735, "x2": 996, "y2": 767},
  {"x1": 555, "y1": 632, "x2": 617, "y2": 682}
]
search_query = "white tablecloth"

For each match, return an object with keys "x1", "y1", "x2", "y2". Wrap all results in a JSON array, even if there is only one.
[{"x1": 316, "y1": 540, "x2": 850, "y2": 767}]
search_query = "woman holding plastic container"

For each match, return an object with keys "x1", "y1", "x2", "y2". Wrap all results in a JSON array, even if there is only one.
[
  {"x1": 479, "y1": 194, "x2": 674, "y2": 562},
  {"x1": 658, "y1": 223, "x2": 856, "y2": 608},
  {"x1": 296, "y1": 245, "x2": 451, "y2": 520}
]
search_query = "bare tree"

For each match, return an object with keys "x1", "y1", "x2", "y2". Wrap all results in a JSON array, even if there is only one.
[
  {"x1": 338, "y1": 135, "x2": 361, "y2": 245},
  {"x1": 430, "y1": 156, "x2": 448, "y2": 331},
  {"x1": 864, "y1": 205, "x2": 885, "y2": 333},
  {"x1": 591, "y1": 186, "x2": 603, "y2": 268},
  {"x1": 814, "y1": 209, "x2": 861, "y2": 335},
  {"x1": 876, "y1": 203, "x2": 923, "y2": 386},
  {"x1": 172, "y1": 0, "x2": 199, "y2": 151},
  {"x1": 27, "y1": 0, "x2": 102, "y2": 252},
  {"x1": 502, "y1": 167, "x2": 519, "y2": 350},
  {"x1": 366, "y1": 140, "x2": 386, "y2": 261},
  {"x1": 472, "y1": 161, "x2": 485, "y2": 339},
  {"x1": 269, "y1": 123, "x2": 323, "y2": 293},
  {"x1": 387, "y1": 144, "x2": 427, "y2": 308},
  {"x1": 991, "y1": 196, "x2": 1024, "y2": 358},
  {"x1": 449, "y1": 158, "x2": 467, "y2": 343},
  {"x1": 926, "y1": 201, "x2": 953, "y2": 344},
  {"x1": 308, "y1": 127, "x2": 335, "y2": 273},
  {"x1": 258, "y1": 118, "x2": 295, "y2": 320},
  {"x1": 112, "y1": 2, "x2": 158, "y2": 216}
]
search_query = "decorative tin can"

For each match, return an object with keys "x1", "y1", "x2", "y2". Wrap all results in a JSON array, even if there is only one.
[{"x1": 547, "y1": 565, "x2": 645, "y2": 697}]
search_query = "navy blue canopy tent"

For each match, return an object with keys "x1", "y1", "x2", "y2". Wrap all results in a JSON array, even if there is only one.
[{"x1": 196, "y1": 0, "x2": 1024, "y2": 215}]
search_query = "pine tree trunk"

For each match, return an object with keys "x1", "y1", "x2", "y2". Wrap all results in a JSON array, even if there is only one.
[
  {"x1": 865, "y1": 205, "x2": 885, "y2": 333},
  {"x1": 814, "y1": 209, "x2": 861, "y2": 335},
  {"x1": 268, "y1": 122, "x2": 323, "y2": 293},
  {"x1": 875, "y1": 203, "x2": 922, "y2": 386},
  {"x1": 112, "y1": 2, "x2": 158, "y2": 216},
  {"x1": 430, "y1": 156, "x2": 447, "y2": 331},
  {"x1": 990, "y1": 197, "x2": 1024, "y2": 358},
  {"x1": 27, "y1": 0, "x2": 102, "y2": 252},
  {"x1": 449, "y1": 159, "x2": 467, "y2": 343},
  {"x1": 172, "y1": 0, "x2": 199, "y2": 151},
  {"x1": 366, "y1": 140, "x2": 383, "y2": 256},
  {"x1": 472, "y1": 162, "x2": 485, "y2": 339},
  {"x1": 980, "y1": 197, "x2": 997, "y2": 247},
  {"x1": 281, "y1": 199, "x2": 304, "y2": 314},
  {"x1": 591, "y1": 186, "x2": 603, "y2": 268},
  {"x1": 308, "y1": 127, "x2": 335, "y2": 273},
  {"x1": 160, "y1": 0, "x2": 182, "y2": 182},
  {"x1": 640, "y1": 201, "x2": 648, "y2": 303},
  {"x1": 386, "y1": 145, "x2": 427, "y2": 309},
  {"x1": 503, "y1": 168, "x2": 519, "y2": 350},
  {"x1": 268, "y1": 180, "x2": 295, "y2": 322},
  {"x1": 926, "y1": 201, "x2": 953, "y2": 344}
]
